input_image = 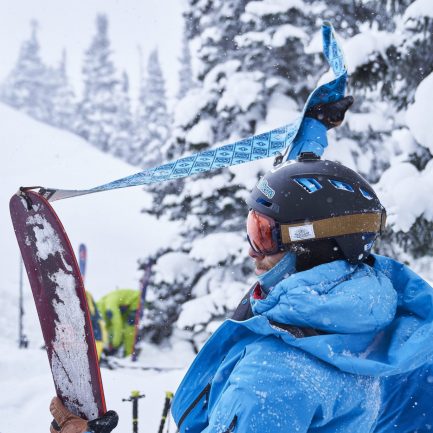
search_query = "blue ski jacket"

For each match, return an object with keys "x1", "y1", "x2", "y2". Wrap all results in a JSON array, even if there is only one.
[{"x1": 171, "y1": 255, "x2": 433, "y2": 433}]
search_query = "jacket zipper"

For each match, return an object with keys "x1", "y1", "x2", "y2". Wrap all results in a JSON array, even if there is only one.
[{"x1": 177, "y1": 383, "x2": 211, "y2": 429}]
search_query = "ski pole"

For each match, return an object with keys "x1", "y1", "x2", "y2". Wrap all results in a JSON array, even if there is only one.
[
  {"x1": 18, "y1": 257, "x2": 28, "y2": 348},
  {"x1": 158, "y1": 391, "x2": 173, "y2": 433},
  {"x1": 122, "y1": 390, "x2": 145, "y2": 433}
]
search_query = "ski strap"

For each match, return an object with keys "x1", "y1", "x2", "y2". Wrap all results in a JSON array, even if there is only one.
[{"x1": 31, "y1": 21, "x2": 347, "y2": 203}]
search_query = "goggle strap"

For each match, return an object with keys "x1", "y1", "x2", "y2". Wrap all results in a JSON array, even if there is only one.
[{"x1": 280, "y1": 212, "x2": 385, "y2": 244}]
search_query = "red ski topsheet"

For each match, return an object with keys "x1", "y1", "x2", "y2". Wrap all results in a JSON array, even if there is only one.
[{"x1": 10, "y1": 190, "x2": 106, "y2": 420}]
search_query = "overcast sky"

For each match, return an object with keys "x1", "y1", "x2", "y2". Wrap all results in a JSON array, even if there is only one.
[{"x1": 0, "y1": 0, "x2": 185, "y2": 103}]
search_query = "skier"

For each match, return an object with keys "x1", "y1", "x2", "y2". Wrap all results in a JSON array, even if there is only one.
[
  {"x1": 49, "y1": 97, "x2": 433, "y2": 433},
  {"x1": 97, "y1": 288, "x2": 140, "y2": 357}
]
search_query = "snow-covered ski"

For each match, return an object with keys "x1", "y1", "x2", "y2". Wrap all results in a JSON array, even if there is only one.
[
  {"x1": 30, "y1": 22, "x2": 346, "y2": 203},
  {"x1": 9, "y1": 190, "x2": 106, "y2": 420}
]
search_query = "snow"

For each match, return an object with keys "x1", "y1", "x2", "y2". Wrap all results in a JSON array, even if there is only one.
[
  {"x1": 346, "y1": 108, "x2": 391, "y2": 133},
  {"x1": 245, "y1": 0, "x2": 304, "y2": 16},
  {"x1": 271, "y1": 24, "x2": 307, "y2": 47},
  {"x1": 1, "y1": 104, "x2": 182, "y2": 431},
  {"x1": 404, "y1": 0, "x2": 433, "y2": 20},
  {"x1": 304, "y1": 30, "x2": 323, "y2": 54},
  {"x1": 185, "y1": 118, "x2": 214, "y2": 145},
  {"x1": 1, "y1": 103, "x2": 179, "y2": 302},
  {"x1": 406, "y1": 72, "x2": 433, "y2": 153},
  {"x1": 183, "y1": 173, "x2": 229, "y2": 199},
  {"x1": 376, "y1": 161, "x2": 433, "y2": 232},
  {"x1": 174, "y1": 88, "x2": 210, "y2": 127},
  {"x1": 177, "y1": 280, "x2": 246, "y2": 330},
  {"x1": 343, "y1": 30, "x2": 396, "y2": 74},
  {"x1": 235, "y1": 31, "x2": 271, "y2": 48},
  {"x1": 189, "y1": 232, "x2": 245, "y2": 266},
  {"x1": 27, "y1": 214, "x2": 65, "y2": 261},
  {"x1": 217, "y1": 71, "x2": 263, "y2": 112},
  {"x1": 0, "y1": 0, "x2": 184, "y2": 105},
  {"x1": 0, "y1": 340, "x2": 188, "y2": 433},
  {"x1": 153, "y1": 252, "x2": 201, "y2": 286},
  {"x1": 260, "y1": 92, "x2": 299, "y2": 132},
  {"x1": 51, "y1": 269, "x2": 99, "y2": 420}
]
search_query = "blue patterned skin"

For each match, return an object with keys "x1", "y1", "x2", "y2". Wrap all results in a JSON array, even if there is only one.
[{"x1": 43, "y1": 23, "x2": 347, "y2": 202}]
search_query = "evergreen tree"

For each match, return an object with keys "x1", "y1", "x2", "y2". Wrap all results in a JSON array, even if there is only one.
[
  {"x1": 50, "y1": 50, "x2": 77, "y2": 130},
  {"x1": 108, "y1": 71, "x2": 134, "y2": 159},
  {"x1": 1, "y1": 21, "x2": 52, "y2": 122},
  {"x1": 133, "y1": 49, "x2": 170, "y2": 168},
  {"x1": 177, "y1": 23, "x2": 195, "y2": 100},
  {"x1": 142, "y1": 0, "x2": 433, "y2": 349},
  {"x1": 77, "y1": 14, "x2": 120, "y2": 152}
]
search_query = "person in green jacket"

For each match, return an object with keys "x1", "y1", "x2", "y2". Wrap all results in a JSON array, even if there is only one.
[
  {"x1": 85, "y1": 291, "x2": 107, "y2": 360},
  {"x1": 97, "y1": 289, "x2": 140, "y2": 357}
]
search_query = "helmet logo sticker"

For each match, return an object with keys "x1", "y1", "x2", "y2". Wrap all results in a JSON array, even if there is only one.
[
  {"x1": 289, "y1": 224, "x2": 316, "y2": 241},
  {"x1": 257, "y1": 178, "x2": 275, "y2": 199}
]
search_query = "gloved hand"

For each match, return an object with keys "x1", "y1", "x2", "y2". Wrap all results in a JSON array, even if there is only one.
[
  {"x1": 305, "y1": 95, "x2": 354, "y2": 129},
  {"x1": 50, "y1": 397, "x2": 118, "y2": 433}
]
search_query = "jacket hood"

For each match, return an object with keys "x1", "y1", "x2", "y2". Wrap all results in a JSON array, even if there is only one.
[
  {"x1": 240, "y1": 255, "x2": 433, "y2": 377},
  {"x1": 252, "y1": 258, "x2": 397, "y2": 334}
]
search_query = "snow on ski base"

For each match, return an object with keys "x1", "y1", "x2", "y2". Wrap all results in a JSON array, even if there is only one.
[{"x1": 1, "y1": 103, "x2": 186, "y2": 431}]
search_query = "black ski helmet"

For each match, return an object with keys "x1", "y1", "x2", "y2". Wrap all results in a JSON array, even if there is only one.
[{"x1": 246, "y1": 153, "x2": 386, "y2": 264}]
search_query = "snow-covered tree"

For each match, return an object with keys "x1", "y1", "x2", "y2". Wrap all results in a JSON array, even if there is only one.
[
  {"x1": 133, "y1": 49, "x2": 171, "y2": 168},
  {"x1": 50, "y1": 50, "x2": 77, "y2": 130},
  {"x1": 76, "y1": 14, "x2": 120, "y2": 152},
  {"x1": 108, "y1": 71, "x2": 134, "y2": 159},
  {"x1": 177, "y1": 23, "x2": 196, "y2": 100},
  {"x1": 1, "y1": 21, "x2": 52, "y2": 123},
  {"x1": 141, "y1": 0, "x2": 433, "y2": 349}
]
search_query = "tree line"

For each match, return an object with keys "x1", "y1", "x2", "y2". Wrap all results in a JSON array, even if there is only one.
[{"x1": 0, "y1": 15, "x2": 194, "y2": 168}]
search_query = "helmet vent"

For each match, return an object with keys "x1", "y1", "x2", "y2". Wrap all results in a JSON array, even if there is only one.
[
  {"x1": 329, "y1": 179, "x2": 354, "y2": 192},
  {"x1": 359, "y1": 188, "x2": 373, "y2": 200},
  {"x1": 256, "y1": 197, "x2": 273, "y2": 207},
  {"x1": 293, "y1": 177, "x2": 322, "y2": 193}
]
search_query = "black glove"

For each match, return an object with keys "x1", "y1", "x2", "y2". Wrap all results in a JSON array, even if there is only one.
[
  {"x1": 305, "y1": 95, "x2": 354, "y2": 129},
  {"x1": 50, "y1": 397, "x2": 118, "y2": 433},
  {"x1": 88, "y1": 411, "x2": 119, "y2": 433}
]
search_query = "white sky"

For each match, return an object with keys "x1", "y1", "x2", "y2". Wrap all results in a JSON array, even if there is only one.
[{"x1": 0, "y1": 0, "x2": 185, "y2": 104}]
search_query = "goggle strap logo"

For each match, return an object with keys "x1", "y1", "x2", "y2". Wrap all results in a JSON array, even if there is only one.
[{"x1": 288, "y1": 224, "x2": 316, "y2": 241}]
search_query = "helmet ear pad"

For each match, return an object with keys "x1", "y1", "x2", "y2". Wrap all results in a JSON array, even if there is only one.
[{"x1": 290, "y1": 238, "x2": 345, "y2": 272}]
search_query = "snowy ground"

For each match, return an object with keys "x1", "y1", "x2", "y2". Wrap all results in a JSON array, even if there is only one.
[
  {"x1": 1, "y1": 104, "x2": 188, "y2": 431},
  {"x1": 0, "y1": 339, "x2": 193, "y2": 432}
]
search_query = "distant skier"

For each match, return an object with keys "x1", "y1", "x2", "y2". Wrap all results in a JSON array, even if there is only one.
[
  {"x1": 97, "y1": 289, "x2": 140, "y2": 357},
  {"x1": 49, "y1": 96, "x2": 433, "y2": 433}
]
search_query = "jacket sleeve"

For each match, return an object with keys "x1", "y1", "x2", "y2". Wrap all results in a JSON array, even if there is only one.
[{"x1": 204, "y1": 339, "x2": 321, "y2": 433}]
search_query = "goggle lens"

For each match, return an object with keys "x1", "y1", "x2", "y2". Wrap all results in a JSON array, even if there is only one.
[{"x1": 246, "y1": 210, "x2": 279, "y2": 255}]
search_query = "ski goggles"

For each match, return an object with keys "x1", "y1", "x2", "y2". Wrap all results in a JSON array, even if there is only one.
[
  {"x1": 246, "y1": 210, "x2": 282, "y2": 256},
  {"x1": 247, "y1": 209, "x2": 387, "y2": 256}
]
